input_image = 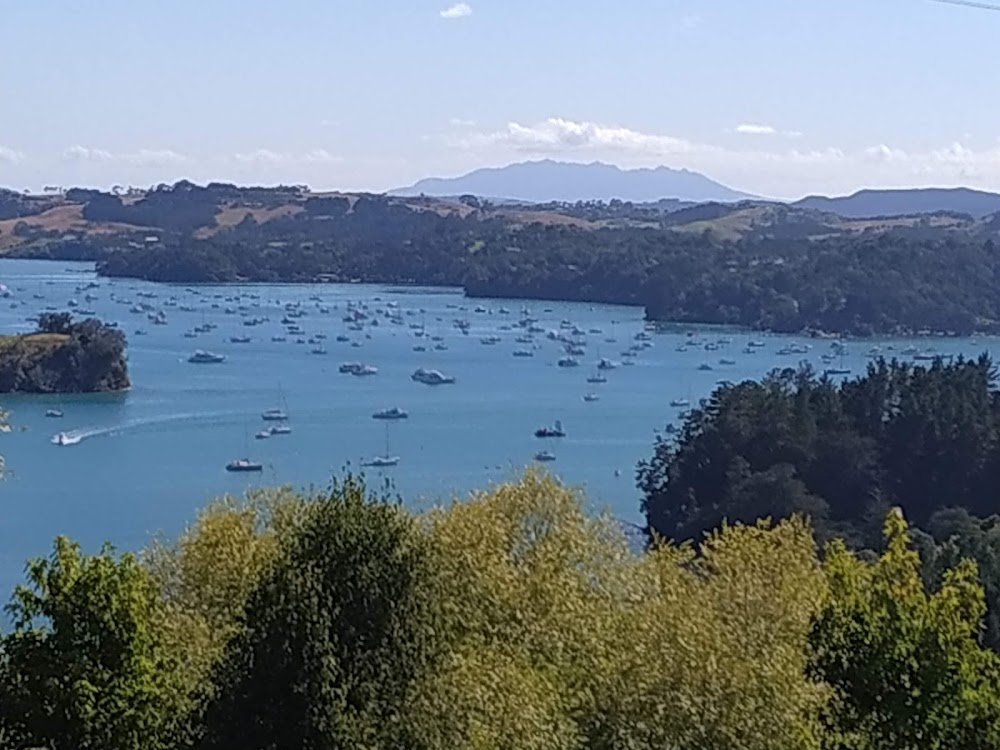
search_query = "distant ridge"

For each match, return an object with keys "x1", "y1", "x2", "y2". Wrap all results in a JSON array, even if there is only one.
[
  {"x1": 793, "y1": 187, "x2": 1000, "y2": 219},
  {"x1": 391, "y1": 159, "x2": 756, "y2": 204}
]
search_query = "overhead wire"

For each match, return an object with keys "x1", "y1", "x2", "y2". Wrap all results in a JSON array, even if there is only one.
[{"x1": 929, "y1": 0, "x2": 1000, "y2": 11}]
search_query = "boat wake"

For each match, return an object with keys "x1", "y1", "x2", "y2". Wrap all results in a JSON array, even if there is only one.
[{"x1": 49, "y1": 410, "x2": 243, "y2": 446}]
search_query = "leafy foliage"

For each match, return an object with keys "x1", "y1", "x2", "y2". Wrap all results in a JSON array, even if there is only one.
[
  {"x1": 194, "y1": 476, "x2": 445, "y2": 750},
  {"x1": 0, "y1": 537, "x2": 180, "y2": 750},
  {"x1": 593, "y1": 516, "x2": 830, "y2": 750},
  {"x1": 810, "y1": 510, "x2": 1000, "y2": 749},
  {"x1": 408, "y1": 471, "x2": 627, "y2": 750},
  {"x1": 142, "y1": 487, "x2": 306, "y2": 729},
  {"x1": 408, "y1": 470, "x2": 831, "y2": 750},
  {"x1": 914, "y1": 508, "x2": 1000, "y2": 653},
  {"x1": 2, "y1": 473, "x2": 999, "y2": 748}
]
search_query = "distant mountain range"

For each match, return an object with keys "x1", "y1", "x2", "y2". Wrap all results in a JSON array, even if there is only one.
[
  {"x1": 392, "y1": 160, "x2": 756, "y2": 204},
  {"x1": 793, "y1": 188, "x2": 1000, "y2": 219},
  {"x1": 394, "y1": 161, "x2": 1000, "y2": 219}
]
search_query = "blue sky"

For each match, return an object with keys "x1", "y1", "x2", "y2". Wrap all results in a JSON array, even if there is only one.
[{"x1": 1, "y1": 0, "x2": 998, "y2": 198}]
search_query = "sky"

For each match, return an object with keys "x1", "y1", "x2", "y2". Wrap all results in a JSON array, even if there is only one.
[{"x1": 2, "y1": 0, "x2": 999, "y2": 199}]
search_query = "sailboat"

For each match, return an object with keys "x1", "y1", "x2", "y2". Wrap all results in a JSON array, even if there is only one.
[
  {"x1": 362, "y1": 422, "x2": 399, "y2": 467},
  {"x1": 588, "y1": 348, "x2": 612, "y2": 382},
  {"x1": 227, "y1": 426, "x2": 264, "y2": 471},
  {"x1": 824, "y1": 350, "x2": 851, "y2": 377},
  {"x1": 262, "y1": 384, "x2": 289, "y2": 422}
]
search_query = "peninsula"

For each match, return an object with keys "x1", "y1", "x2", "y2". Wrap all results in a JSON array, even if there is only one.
[{"x1": 0, "y1": 313, "x2": 129, "y2": 393}]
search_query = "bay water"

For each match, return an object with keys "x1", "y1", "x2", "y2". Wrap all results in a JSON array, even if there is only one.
[{"x1": 0, "y1": 260, "x2": 991, "y2": 596}]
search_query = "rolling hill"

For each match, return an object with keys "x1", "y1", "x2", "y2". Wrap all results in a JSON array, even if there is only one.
[{"x1": 794, "y1": 187, "x2": 1000, "y2": 219}]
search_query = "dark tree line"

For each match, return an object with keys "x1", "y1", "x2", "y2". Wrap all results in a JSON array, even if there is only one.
[{"x1": 0, "y1": 188, "x2": 56, "y2": 222}]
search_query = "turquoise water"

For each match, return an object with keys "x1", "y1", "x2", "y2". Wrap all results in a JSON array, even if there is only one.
[{"x1": 0, "y1": 259, "x2": 994, "y2": 595}]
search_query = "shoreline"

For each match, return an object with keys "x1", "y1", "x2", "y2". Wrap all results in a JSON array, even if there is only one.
[{"x1": 2, "y1": 257, "x2": 994, "y2": 341}]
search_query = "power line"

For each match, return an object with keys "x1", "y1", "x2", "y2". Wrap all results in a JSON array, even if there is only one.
[{"x1": 930, "y1": 0, "x2": 1000, "y2": 11}]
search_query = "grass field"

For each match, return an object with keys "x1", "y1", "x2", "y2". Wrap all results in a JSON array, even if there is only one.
[{"x1": 0, "y1": 333, "x2": 70, "y2": 355}]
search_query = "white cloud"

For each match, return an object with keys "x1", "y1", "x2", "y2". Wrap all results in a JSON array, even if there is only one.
[
  {"x1": 679, "y1": 15, "x2": 702, "y2": 30},
  {"x1": 234, "y1": 149, "x2": 342, "y2": 165},
  {"x1": 234, "y1": 149, "x2": 287, "y2": 165},
  {"x1": 863, "y1": 144, "x2": 909, "y2": 162},
  {"x1": 303, "y1": 149, "x2": 343, "y2": 164},
  {"x1": 440, "y1": 2, "x2": 472, "y2": 19},
  {"x1": 449, "y1": 117, "x2": 477, "y2": 128},
  {"x1": 0, "y1": 146, "x2": 25, "y2": 164},
  {"x1": 466, "y1": 117, "x2": 707, "y2": 157},
  {"x1": 125, "y1": 149, "x2": 188, "y2": 167},
  {"x1": 735, "y1": 123, "x2": 777, "y2": 136},
  {"x1": 63, "y1": 145, "x2": 114, "y2": 162},
  {"x1": 733, "y1": 123, "x2": 803, "y2": 138},
  {"x1": 61, "y1": 145, "x2": 188, "y2": 166}
]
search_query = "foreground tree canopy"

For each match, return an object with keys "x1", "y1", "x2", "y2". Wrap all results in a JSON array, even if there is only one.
[{"x1": 1, "y1": 471, "x2": 999, "y2": 749}]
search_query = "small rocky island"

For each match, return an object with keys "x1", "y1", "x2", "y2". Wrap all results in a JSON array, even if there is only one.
[{"x1": 0, "y1": 312, "x2": 129, "y2": 393}]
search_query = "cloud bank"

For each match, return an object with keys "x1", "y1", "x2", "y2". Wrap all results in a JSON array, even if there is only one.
[
  {"x1": 234, "y1": 148, "x2": 342, "y2": 165},
  {"x1": 63, "y1": 146, "x2": 188, "y2": 166},
  {"x1": 453, "y1": 117, "x2": 1000, "y2": 198}
]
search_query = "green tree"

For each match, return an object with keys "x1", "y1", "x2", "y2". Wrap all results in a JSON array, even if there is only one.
[
  {"x1": 914, "y1": 508, "x2": 1000, "y2": 654},
  {"x1": 809, "y1": 509, "x2": 1000, "y2": 749},
  {"x1": 594, "y1": 516, "x2": 830, "y2": 750},
  {"x1": 406, "y1": 471, "x2": 830, "y2": 750},
  {"x1": 195, "y1": 476, "x2": 444, "y2": 750},
  {"x1": 641, "y1": 357, "x2": 1000, "y2": 549},
  {"x1": 0, "y1": 537, "x2": 178, "y2": 750},
  {"x1": 406, "y1": 470, "x2": 630, "y2": 750},
  {"x1": 143, "y1": 487, "x2": 307, "y2": 729}
]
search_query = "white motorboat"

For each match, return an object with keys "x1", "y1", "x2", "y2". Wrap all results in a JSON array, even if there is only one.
[
  {"x1": 188, "y1": 350, "x2": 225, "y2": 364},
  {"x1": 411, "y1": 368, "x2": 455, "y2": 385}
]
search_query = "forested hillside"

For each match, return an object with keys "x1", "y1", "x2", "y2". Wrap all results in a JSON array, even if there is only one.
[{"x1": 7, "y1": 181, "x2": 1000, "y2": 335}]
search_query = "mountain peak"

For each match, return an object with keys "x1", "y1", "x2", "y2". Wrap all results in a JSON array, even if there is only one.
[{"x1": 391, "y1": 160, "x2": 755, "y2": 203}]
